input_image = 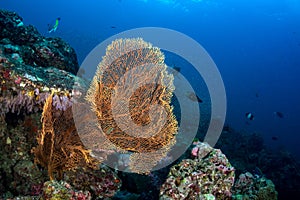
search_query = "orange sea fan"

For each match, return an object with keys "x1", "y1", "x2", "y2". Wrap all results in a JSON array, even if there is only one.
[
  {"x1": 32, "y1": 94, "x2": 98, "y2": 180},
  {"x1": 85, "y1": 38, "x2": 178, "y2": 173}
]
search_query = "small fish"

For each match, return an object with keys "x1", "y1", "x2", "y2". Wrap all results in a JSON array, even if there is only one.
[
  {"x1": 168, "y1": 65, "x2": 180, "y2": 76},
  {"x1": 171, "y1": 66, "x2": 180, "y2": 75},
  {"x1": 272, "y1": 136, "x2": 278, "y2": 141},
  {"x1": 111, "y1": 26, "x2": 117, "y2": 29},
  {"x1": 274, "y1": 111, "x2": 284, "y2": 118},
  {"x1": 223, "y1": 125, "x2": 230, "y2": 132},
  {"x1": 245, "y1": 112, "x2": 254, "y2": 120},
  {"x1": 48, "y1": 17, "x2": 61, "y2": 33},
  {"x1": 186, "y1": 91, "x2": 203, "y2": 103},
  {"x1": 173, "y1": 66, "x2": 180, "y2": 72},
  {"x1": 253, "y1": 167, "x2": 263, "y2": 178}
]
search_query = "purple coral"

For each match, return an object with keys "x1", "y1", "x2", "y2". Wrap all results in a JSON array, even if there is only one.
[
  {"x1": 2, "y1": 90, "x2": 52, "y2": 115},
  {"x1": 52, "y1": 94, "x2": 73, "y2": 111},
  {"x1": 5, "y1": 91, "x2": 36, "y2": 114}
]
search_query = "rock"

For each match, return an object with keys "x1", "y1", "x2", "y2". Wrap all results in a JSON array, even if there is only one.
[
  {"x1": 160, "y1": 142, "x2": 235, "y2": 200},
  {"x1": 232, "y1": 172, "x2": 278, "y2": 200},
  {"x1": 0, "y1": 9, "x2": 79, "y2": 74}
]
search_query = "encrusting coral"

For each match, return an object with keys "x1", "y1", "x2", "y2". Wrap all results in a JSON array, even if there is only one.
[
  {"x1": 42, "y1": 180, "x2": 92, "y2": 200},
  {"x1": 84, "y1": 38, "x2": 178, "y2": 173},
  {"x1": 232, "y1": 172, "x2": 278, "y2": 200},
  {"x1": 160, "y1": 142, "x2": 235, "y2": 199},
  {"x1": 32, "y1": 94, "x2": 99, "y2": 180}
]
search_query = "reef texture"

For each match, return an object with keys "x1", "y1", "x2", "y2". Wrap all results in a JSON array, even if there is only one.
[
  {"x1": 85, "y1": 38, "x2": 178, "y2": 174},
  {"x1": 232, "y1": 172, "x2": 278, "y2": 200},
  {"x1": 42, "y1": 180, "x2": 92, "y2": 200},
  {"x1": 0, "y1": 38, "x2": 86, "y2": 116},
  {"x1": 0, "y1": 9, "x2": 79, "y2": 74},
  {"x1": 41, "y1": 166, "x2": 122, "y2": 200},
  {"x1": 159, "y1": 142, "x2": 235, "y2": 200},
  {"x1": 0, "y1": 9, "x2": 287, "y2": 199},
  {"x1": 0, "y1": 59, "x2": 78, "y2": 115},
  {"x1": 0, "y1": 9, "x2": 122, "y2": 199},
  {"x1": 215, "y1": 127, "x2": 300, "y2": 199},
  {"x1": 64, "y1": 166, "x2": 122, "y2": 199},
  {"x1": 0, "y1": 113, "x2": 47, "y2": 198}
]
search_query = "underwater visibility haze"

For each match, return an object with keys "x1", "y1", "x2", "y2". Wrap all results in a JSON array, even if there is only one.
[{"x1": 0, "y1": 0, "x2": 300, "y2": 199}]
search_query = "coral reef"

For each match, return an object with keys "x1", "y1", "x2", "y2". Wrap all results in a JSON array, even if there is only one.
[
  {"x1": 159, "y1": 142, "x2": 235, "y2": 199},
  {"x1": 0, "y1": 113, "x2": 47, "y2": 198},
  {"x1": 232, "y1": 172, "x2": 278, "y2": 200},
  {"x1": 0, "y1": 9, "x2": 85, "y2": 116},
  {"x1": 1, "y1": 10, "x2": 123, "y2": 198},
  {"x1": 85, "y1": 38, "x2": 178, "y2": 173},
  {"x1": 0, "y1": 9, "x2": 79, "y2": 74},
  {"x1": 0, "y1": 45, "x2": 86, "y2": 116},
  {"x1": 216, "y1": 126, "x2": 300, "y2": 198},
  {"x1": 42, "y1": 180, "x2": 92, "y2": 200},
  {"x1": 32, "y1": 94, "x2": 99, "y2": 180},
  {"x1": 0, "y1": 9, "x2": 293, "y2": 199},
  {"x1": 64, "y1": 166, "x2": 121, "y2": 199}
]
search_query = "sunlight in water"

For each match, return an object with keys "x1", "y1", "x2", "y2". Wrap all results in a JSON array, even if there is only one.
[
  {"x1": 138, "y1": 0, "x2": 208, "y2": 12},
  {"x1": 287, "y1": 0, "x2": 300, "y2": 15}
]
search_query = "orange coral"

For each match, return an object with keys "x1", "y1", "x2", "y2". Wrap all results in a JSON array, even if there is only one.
[
  {"x1": 32, "y1": 94, "x2": 98, "y2": 180},
  {"x1": 85, "y1": 38, "x2": 178, "y2": 173}
]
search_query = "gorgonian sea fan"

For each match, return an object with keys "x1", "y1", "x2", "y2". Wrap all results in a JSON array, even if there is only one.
[{"x1": 85, "y1": 38, "x2": 178, "y2": 173}]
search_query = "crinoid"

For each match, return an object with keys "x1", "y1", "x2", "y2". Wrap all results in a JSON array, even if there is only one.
[
  {"x1": 85, "y1": 38, "x2": 178, "y2": 173},
  {"x1": 33, "y1": 94, "x2": 98, "y2": 180}
]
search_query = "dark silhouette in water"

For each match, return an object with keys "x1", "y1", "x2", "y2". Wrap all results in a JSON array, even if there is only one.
[
  {"x1": 168, "y1": 64, "x2": 181, "y2": 77},
  {"x1": 186, "y1": 91, "x2": 203, "y2": 103},
  {"x1": 272, "y1": 136, "x2": 278, "y2": 141},
  {"x1": 274, "y1": 111, "x2": 284, "y2": 118}
]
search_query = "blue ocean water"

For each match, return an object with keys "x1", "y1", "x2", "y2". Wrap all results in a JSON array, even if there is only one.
[{"x1": 1, "y1": 0, "x2": 300, "y2": 159}]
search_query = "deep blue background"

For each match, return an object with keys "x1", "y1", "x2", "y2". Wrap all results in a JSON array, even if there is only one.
[{"x1": 1, "y1": 0, "x2": 300, "y2": 158}]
